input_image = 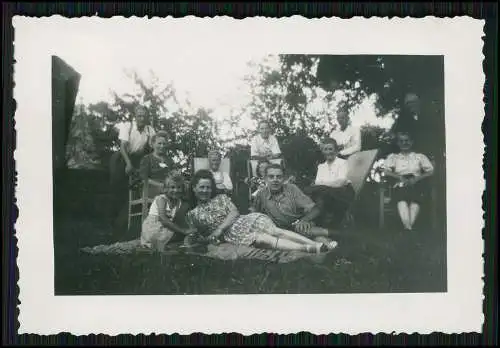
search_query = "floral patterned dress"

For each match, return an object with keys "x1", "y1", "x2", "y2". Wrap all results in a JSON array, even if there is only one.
[{"x1": 186, "y1": 194, "x2": 276, "y2": 246}]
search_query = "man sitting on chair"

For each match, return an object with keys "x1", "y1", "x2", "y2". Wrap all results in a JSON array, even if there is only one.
[
  {"x1": 304, "y1": 137, "x2": 355, "y2": 228},
  {"x1": 207, "y1": 150, "x2": 233, "y2": 195},
  {"x1": 251, "y1": 120, "x2": 282, "y2": 161},
  {"x1": 329, "y1": 110, "x2": 361, "y2": 160},
  {"x1": 251, "y1": 163, "x2": 338, "y2": 250}
]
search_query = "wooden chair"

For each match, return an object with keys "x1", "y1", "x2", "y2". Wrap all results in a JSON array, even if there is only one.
[
  {"x1": 341, "y1": 149, "x2": 380, "y2": 227},
  {"x1": 128, "y1": 178, "x2": 163, "y2": 231},
  {"x1": 378, "y1": 157, "x2": 438, "y2": 230}
]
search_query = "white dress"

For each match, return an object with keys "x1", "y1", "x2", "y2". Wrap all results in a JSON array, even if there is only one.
[{"x1": 141, "y1": 194, "x2": 182, "y2": 250}]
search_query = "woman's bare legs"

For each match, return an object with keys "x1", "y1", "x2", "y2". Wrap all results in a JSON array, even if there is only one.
[
  {"x1": 408, "y1": 202, "x2": 420, "y2": 229},
  {"x1": 254, "y1": 233, "x2": 323, "y2": 253},
  {"x1": 267, "y1": 227, "x2": 319, "y2": 246},
  {"x1": 397, "y1": 201, "x2": 411, "y2": 230}
]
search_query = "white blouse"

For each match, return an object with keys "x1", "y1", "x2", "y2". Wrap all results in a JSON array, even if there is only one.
[
  {"x1": 383, "y1": 152, "x2": 434, "y2": 177},
  {"x1": 314, "y1": 158, "x2": 349, "y2": 187},
  {"x1": 211, "y1": 170, "x2": 233, "y2": 191},
  {"x1": 250, "y1": 134, "x2": 282, "y2": 157},
  {"x1": 148, "y1": 194, "x2": 180, "y2": 218},
  {"x1": 330, "y1": 125, "x2": 362, "y2": 157}
]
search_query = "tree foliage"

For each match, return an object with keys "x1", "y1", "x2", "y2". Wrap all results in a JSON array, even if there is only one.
[{"x1": 66, "y1": 71, "x2": 219, "y2": 173}]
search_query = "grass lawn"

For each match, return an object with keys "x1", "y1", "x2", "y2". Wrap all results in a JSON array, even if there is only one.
[
  {"x1": 54, "y1": 216, "x2": 447, "y2": 295},
  {"x1": 53, "y1": 169, "x2": 447, "y2": 295}
]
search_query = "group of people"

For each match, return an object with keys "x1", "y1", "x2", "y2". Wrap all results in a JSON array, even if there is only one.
[{"x1": 106, "y1": 94, "x2": 435, "y2": 255}]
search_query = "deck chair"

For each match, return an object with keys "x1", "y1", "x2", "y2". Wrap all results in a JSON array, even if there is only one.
[
  {"x1": 128, "y1": 178, "x2": 163, "y2": 231},
  {"x1": 246, "y1": 158, "x2": 285, "y2": 198},
  {"x1": 341, "y1": 149, "x2": 380, "y2": 227},
  {"x1": 378, "y1": 157, "x2": 438, "y2": 230},
  {"x1": 193, "y1": 157, "x2": 233, "y2": 193}
]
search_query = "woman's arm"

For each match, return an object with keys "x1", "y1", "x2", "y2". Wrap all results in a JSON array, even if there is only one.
[
  {"x1": 156, "y1": 198, "x2": 186, "y2": 234},
  {"x1": 382, "y1": 155, "x2": 404, "y2": 181},
  {"x1": 383, "y1": 168, "x2": 404, "y2": 181},
  {"x1": 156, "y1": 197, "x2": 191, "y2": 235},
  {"x1": 339, "y1": 128, "x2": 362, "y2": 157},
  {"x1": 210, "y1": 207, "x2": 240, "y2": 238}
]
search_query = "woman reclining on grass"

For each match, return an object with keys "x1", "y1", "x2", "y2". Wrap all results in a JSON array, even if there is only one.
[{"x1": 185, "y1": 169, "x2": 328, "y2": 254}]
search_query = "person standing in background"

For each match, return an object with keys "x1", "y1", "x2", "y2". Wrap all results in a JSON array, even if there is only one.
[
  {"x1": 329, "y1": 110, "x2": 362, "y2": 159},
  {"x1": 109, "y1": 105, "x2": 156, "y2": 231}
]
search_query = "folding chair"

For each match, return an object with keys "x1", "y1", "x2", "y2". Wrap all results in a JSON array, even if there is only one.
[
  {"x1": 342, "y1": 149, "x2": 380, "y2": 228},
  {"x1": 128, "y1": 178, "x2": 163, "y2": 231},
  {"x1": 193, "y1": 157, "x2": 233, "y2": 194},
  {"x1": 378, "y1": 157, "x2": 438, "y2": 230}
]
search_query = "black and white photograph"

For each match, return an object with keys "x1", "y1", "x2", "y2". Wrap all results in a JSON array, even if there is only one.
[{"x1": 15, "y1": 17, "x2": 484, "y2": 334}]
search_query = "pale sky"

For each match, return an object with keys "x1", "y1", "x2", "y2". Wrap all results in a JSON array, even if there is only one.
[{"x1": 31, "y1": 18, "x2": 392, "y2": 143}]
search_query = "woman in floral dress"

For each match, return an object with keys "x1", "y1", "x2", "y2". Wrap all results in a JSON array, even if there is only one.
[{"x1": 186, "y1": 170, "x2": 328, "y2": 253}]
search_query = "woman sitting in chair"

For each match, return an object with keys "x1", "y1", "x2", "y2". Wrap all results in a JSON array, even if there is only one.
[
  {"x1": 185, "y1": 170, "x2": 329, "y2": 253},
  {"x1": 207, "y1": 150, "x2": 233, "y2": 195},
  {"x1": 304, "y1": 137, "x2": 355, "y2": 228},
  {"x1": 382, "y1": 131, "x2": 434, "y2": 231},
  {"x1": 138, "y1": 131, "x2": 174, "y2": 189},
  {"x1": 250, "y1": 120, "x2": 283, "y2": 161},
  {"x1": 246, "y1": 159, "x2": 270, "y2": 197}
]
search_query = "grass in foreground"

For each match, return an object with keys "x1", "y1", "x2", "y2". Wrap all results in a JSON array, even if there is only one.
[{"x1": 54, "y1": 216, "x2": 447, "y2": 295}]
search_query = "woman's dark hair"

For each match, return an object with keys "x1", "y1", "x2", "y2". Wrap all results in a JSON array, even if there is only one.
[
  {"x1": 188, "y1": 169, "x2": 218, "y2": 205},
  {"x1": 256, "y1": 160, "x2": 271, "y2": 178}
]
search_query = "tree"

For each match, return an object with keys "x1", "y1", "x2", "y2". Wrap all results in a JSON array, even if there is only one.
[{"x1": 66, "y1": 71, "x2": 220, "y2": 174}]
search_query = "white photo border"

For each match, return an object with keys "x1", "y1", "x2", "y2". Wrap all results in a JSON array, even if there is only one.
[{"x1": 14, "y1": 16, "x2": 485, "y2": 335}]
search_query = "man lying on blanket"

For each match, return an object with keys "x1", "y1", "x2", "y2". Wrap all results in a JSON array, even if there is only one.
[{"x1": 250, "y1": 163, "x2": 339, "y2": 248}]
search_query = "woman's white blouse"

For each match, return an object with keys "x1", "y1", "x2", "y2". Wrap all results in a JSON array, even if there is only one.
[
  {"x1": 211, "y1": 170, "x2": 233, "y2": 190},
  {"x1": 314, "y1": 158, "x2": 349, "y2": 187},
  {"x1": 383, "y1": 152, "x2": 434, "y2": 176}
]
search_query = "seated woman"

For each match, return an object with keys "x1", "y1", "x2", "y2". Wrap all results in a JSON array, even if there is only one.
[
  {"x1": 138, "y1": 131, "x2": 174, "y2": 189},
  {"x1": 304, "y1": 137, "x2": 355, "y2": 228},
  {"x1": 186, "y1": 170, "x2": 329, "y2": 253},
  {"x1": 141, "y1": 172, "x2": 194, "y2": 251},
  {"x1": 207, "y1": 150, "x2": 233, "y2": 195},
  {"x1": 245, "y1": 159, "x2": 270, "y2": 198},
  {"x1": 383, "y1": 131, "x2": 434, "y2": 231},
  {"x1": 250, "y1": 120, "x2": 283, "y2": 161}
]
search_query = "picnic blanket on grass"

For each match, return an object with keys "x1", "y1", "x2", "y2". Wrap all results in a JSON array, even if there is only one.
[{"x1": 80, "y1": 239, "x2": 324, "y2": 263}]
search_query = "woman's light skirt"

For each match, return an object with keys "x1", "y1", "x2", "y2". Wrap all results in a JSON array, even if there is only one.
[{"x1": 141, "y1": 215, "x2": 175, "y2": 250}]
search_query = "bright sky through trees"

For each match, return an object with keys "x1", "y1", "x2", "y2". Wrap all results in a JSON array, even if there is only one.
[{"x1": 26, "y1": 18, "x2": 393, "y2": 145}]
